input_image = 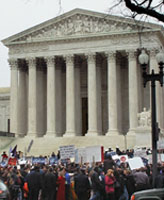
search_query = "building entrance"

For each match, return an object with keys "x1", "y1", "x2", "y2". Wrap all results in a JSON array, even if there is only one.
[{"x1": 82, "y1": 98, "x2": 88, "y2": 136}]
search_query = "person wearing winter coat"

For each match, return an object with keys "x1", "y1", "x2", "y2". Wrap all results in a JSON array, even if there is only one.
[
  {"x1": 74, "y1": 168, "x2": 90, "y2": 200},
  {"x1": 43, "y1": 167, "x2": 57, "y2": 200},
  {"x1": 105, "y1": 169, "x2": 116, "y2": 200},
  {"x1": 56, "y1": 167, "x2": 66, "y2": 200},
  {"x1": 26, "y1": 166, "x2": 42, "y2": 200}
]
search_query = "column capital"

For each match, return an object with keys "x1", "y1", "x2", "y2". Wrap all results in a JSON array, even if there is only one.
[
  {"x1": 64, "y1": 54, "x2": 74, "y2": 64},
  {"x1": 127, "y1": 50, "x2": 137, "y2": 61},
  {"x1": 26, "y1": 57, "x2": 36, "y2": 68},
  {"x1": 8, "y1": 58, "x2": 18, "y2": 69},
  {"x1": 105, "y1": 51, "x2": 116, "y2": 62},
  {"x1": 45, "y1": 56, "x2": 55, "y2": 66},
  {"x1": 86, "y1": 53, "x2": 96, "y2": 64}
]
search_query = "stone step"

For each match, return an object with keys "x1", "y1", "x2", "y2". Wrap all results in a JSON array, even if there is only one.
[{"x1": 0, "y1": 135, "x2": 135, "y2": 156}]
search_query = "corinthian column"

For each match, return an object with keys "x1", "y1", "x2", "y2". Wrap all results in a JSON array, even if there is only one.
[
  {"x1": 45, "y1": 56, "x2": 56, "y2": 137},
  {"x1": 86, "y1": 53, "x2": 99, "y2": 136},
  {"x1": 64, "y1": 55, "x2": 76, "y2": 136},
  {"x1": 27, "y1": 57, "x2": 37, "y2": 136},
  {"x1": 106, "y1": 51, "x2": 119, "y2": 135},
  {"x1": 18, "y1": 67, "x2": 27, "y2": 137},
  {"x1": 128, "y1": 50, "x2": 138, "y2": 134},
  {"x1": 8, "y1": 59, "x2": 18, "y2": 136},
  {"x1": 75, "y1": 58, "x2": 82, "y2": 136}
]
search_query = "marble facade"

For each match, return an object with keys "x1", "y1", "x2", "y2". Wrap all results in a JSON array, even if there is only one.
[{"x1": 2, "y1": 9, "x2": 164, "y2": 150}]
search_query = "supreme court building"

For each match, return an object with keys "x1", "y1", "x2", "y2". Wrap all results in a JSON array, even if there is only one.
[{"x1": 2, "y1": 9, "x2": 164, "y2": 154}]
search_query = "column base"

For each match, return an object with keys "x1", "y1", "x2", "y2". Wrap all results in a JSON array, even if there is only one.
[
  {"x1": 63, "y1": 132, "x2": 76, "y2": 137},
  {"x1": 106, "y1": 130, "x2": 119, "y2": 136},
  {"x1": 86, "y1": 130, "x2": 99, "y2": 136},
  {"x1": 44, "y1": 131, "x2": 56, "y2": 138},
  {"x1": 127, "y1": 130, "x2": 136, "y2": 136},
  {"x1": 26, "y1": 132, "x2": 37, "y2": 138}
]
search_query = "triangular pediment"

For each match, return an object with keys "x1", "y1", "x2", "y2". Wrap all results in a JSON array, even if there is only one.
[{"x1": 2, "y1": 8, "x2": 162, "y2": 45}]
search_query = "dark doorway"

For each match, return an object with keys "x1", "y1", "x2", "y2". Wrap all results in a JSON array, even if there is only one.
[
  {"x1": 82, "y1": 98, "x2": 88, "y2": 136},
  {"x1": 7, "y1": 119, "x2": 10, "y2": 133}
]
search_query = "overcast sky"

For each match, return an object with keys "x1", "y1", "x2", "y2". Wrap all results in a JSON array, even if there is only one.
[{"x1": 0, "y1": 0, "x2": 113, "y2": 87}]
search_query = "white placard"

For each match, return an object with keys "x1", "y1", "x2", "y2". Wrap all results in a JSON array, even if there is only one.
[
  {"x1": 75, "y1": 148, "x2": 87, "y2": 164},
  {"x1": 86, "y1": 146, "x2": 102, "y2": 163},
  {"x1": 118, "y1": 155, "x2": 128, "y2": 163},
  {"x1": 60, "y1": 145, "x2": 75, "y2": 159},
  {"x1": 128, "y1": 157, "x2": 144, "y2": 170},
  {"x1": 160, "y1": 154, "x2": 164, "y2": 162}
]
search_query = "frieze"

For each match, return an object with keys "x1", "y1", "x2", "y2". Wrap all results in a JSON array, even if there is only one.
[{"x1": 12, "y1": 14, "x2": 149, "y2": 43}]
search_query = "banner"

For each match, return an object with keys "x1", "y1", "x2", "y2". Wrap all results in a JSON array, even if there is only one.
[{"x1": 32, "y1": 157, "x2": 46, "y2": 164}]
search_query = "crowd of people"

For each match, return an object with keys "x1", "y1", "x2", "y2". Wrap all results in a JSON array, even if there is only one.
[{"x1": 0, "y1": 148, "x2": 164, "y2": 200}]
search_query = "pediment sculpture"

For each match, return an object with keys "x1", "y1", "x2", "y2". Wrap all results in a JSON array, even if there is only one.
[{"x1": 13, "y1": 14, "x2": 150, "y2": 43}]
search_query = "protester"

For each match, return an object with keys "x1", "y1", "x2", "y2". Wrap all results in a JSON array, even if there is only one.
[
  {"x1": 133, "y1": 167, "x2": 150, "y2": 191},
  {"x1": 105, "y1": 169, "x2": 115, "y2": 200},
  {"x1": 74, "y1": 167, "x2": 90, "y2": 200},
  {"x1": 56, "y1": 167, "x2": 66, "y2": 200},
  {"x1": 26, "y1": 166, "x2": 42, "y2": 200},
  {"x1": 0, "y1": 146, "x2": 162, "y2": 200},
  {"x1": 89, "y1": 167, "x2": 104, "y2": 200},
  {"x1": 42, "y1": 167, "x2": 57, "y2": 200},
  {"x1": 103, "y1": 154, "x2": 115, "y2": 174}
]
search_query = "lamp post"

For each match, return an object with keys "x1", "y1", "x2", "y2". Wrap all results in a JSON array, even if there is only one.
[{"x1": 138, "y1": 49, "x2": 164, "y2": 187}]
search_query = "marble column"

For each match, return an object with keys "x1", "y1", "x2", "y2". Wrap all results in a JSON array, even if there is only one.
[
  {"x1": 45, "y1": 56, "x2": 56, "y2": 136},
  {"x1": 8, "y1": 59, "x2": 18, "y2": 135},
  {"x1": 18, "y1": 67, "x2": 27, "y2": 137},
  {"x1": 96, "y1": 56, "x2": 102, "y2": 135},
  {"x1": 27, "y1": 57, "x2": 37, "y2": 136},
  {"x1": 149, "y1": 49, "x2": 162, "y2": 130},
  {"x1": 56, "y1": 60, "x2": 63, "y2": 136},
  {"x1": 106, "y1": 51, "x2": 119, "y2": 135},
  {"x1": 128, "y1": 50, "x2": 138, "y2": 134},
  {"x1": 86, "y1": 53, "x2": 99, "y2": 136},
  {"x1": 75, "y1": 58, "x2": 82, "y2": 136},
  {"x1": 64, "y1": 55, "x2": 76, "y2": 136}
]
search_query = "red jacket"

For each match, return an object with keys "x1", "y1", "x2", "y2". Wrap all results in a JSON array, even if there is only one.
[{"x1": 105, "y1": 175, "x2": 115, "y2": 194}]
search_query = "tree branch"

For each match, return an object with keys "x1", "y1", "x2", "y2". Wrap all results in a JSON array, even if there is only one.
[{"x1": 124, "y1": 0, "x2": 164, "y2": 22}]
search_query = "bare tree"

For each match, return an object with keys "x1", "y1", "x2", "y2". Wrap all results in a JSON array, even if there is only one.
[{"x1": 111, "y1": 0, "x2": 164, "y2": 23}]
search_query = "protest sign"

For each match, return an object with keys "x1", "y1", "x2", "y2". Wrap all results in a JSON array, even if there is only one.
[
  {"x1": 8, "y1": 157, "x2": 17, "y2": 166},
  {"x1": 0, "y1": 158, "x2": 8, "y2": 167},
  {"x1": 32, "y1": 157, "x2": 46, "y2": 164},
  {"x1": 60, "y1": 145, "x2": 75, "y2": 160},
  {"x1": 75, "y1": 148, "x2": 87, "y2": 164},
  {"x1": 128, "y1": 157, "x2": 144, "y2": 170},
  {"x1": 18, "y1": 158, "x2": 27, "y2": 165},
  {"x1": 86, "y1": 146, "x2": 103, "y2": 163},
  {"x1": 119, "y1": 155, "x2": 128, "y2": 163},
  {"x1": 49, "y1": 157, "x2": 58, "y2": 165}
]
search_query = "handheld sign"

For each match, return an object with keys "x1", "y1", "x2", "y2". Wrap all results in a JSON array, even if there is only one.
[
  {"x1": 60, "y1": 145, "x2": 75, "y2": 160},
  {"x1": 128, "y1": 157, "x2": 144, "y2": 170}
]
